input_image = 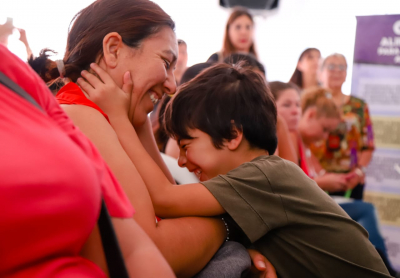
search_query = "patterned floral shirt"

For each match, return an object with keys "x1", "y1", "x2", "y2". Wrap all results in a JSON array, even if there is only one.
[{"x1": 310, "y1": 96, "x2": 375, "y2": 173}]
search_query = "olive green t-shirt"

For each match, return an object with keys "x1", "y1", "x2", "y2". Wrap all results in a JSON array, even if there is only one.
[{"x1": 201, "y1": 155, "x2": 390, "y2": 278}]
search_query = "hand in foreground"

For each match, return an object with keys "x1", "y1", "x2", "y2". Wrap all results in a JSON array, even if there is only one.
[
  {"x1": 247, "y1": 249, "x2": 277, "y2": 278},
  {"x1": 77, "y1": 63, "x2": 134, "y2": 121}
]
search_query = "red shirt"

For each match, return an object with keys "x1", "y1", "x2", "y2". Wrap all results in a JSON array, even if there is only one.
[
  {"x1": 56, "y1": 83, "x2": 110, "y2": 122},
  {"x1": 0, "y1": 45, "x2": 133, "y2": 278}
]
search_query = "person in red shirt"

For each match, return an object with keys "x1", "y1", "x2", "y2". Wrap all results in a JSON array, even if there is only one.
[{"x1": 0, "y1": 45, "x2": 174, "y2": 277}]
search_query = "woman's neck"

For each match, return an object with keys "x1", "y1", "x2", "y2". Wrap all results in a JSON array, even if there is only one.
[{"x1": 302, "y1": 73, "x2": 318, "y2": 89}]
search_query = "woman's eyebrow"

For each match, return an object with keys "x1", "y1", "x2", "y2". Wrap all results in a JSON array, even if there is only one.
[{"x1": 162, "y1": 49, "x2": 177, "y2": 63}]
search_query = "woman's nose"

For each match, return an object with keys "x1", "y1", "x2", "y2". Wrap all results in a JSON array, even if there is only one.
[{"x1": 165, "y1": 72, "x2": 177, "y2": 96}]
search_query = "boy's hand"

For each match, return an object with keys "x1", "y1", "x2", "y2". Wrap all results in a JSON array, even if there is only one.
[
  {"x1": 78, "y1": 63, "x2": 134, "y2": 121},
  {"x1": 247, "y1": 249, "x2": 277, "y2": 278}
]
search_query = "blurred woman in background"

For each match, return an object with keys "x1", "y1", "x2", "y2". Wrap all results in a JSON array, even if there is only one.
[
  {"x1": 207, "y1": 7, "x2": 258, "y2": 63},
  {"x1": 311, "y1": 53, "x2": 375, "y2": 200},
  {"x1": 289, "y1": 48, "x2": 321, "y2": 90}
]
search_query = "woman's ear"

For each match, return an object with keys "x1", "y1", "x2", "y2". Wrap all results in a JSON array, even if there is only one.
[
  {"x1": 102, "y1": 32, "x2": 124, "y2": 69},
  {"x1": 226, "y1": 124, "x2": 244, "y2": 151}
]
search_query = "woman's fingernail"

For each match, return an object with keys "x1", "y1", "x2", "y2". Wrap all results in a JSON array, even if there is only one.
[
  {"x1": 257, "y1": 261, "x2": 266, "y2": 268},
  {"x1": 90, "y1": 63, "x2": 96, "y2": 68},
  {"x1": 81, "y1": 70, "x2": 86, "y2": 75}
]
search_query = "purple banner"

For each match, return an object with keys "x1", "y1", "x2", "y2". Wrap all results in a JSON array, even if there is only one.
[{"x1": 354, "y1": 15, "x2": 400, "y2": 65}]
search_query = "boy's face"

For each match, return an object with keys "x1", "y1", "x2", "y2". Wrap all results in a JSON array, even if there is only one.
[{"x1": 177, "y1": 129, "x2": 233, "y2": 182}]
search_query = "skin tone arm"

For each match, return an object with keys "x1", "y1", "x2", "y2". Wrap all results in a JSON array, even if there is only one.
[
  {"x1": 135, "y1": 116, "x2": 175, "y2": 184},
  {"x1": 81, "y1": 219, "x2": 175, "y2": 277},
  {"x1": 62, "y1": 103, "x2": 226, "y2": 277},
  {"x1": 165, "y1": 138, "x2": 180, "y2": 159},
  {"x1": 17, "y1": 29, "x2": 33, "y2": 59}
]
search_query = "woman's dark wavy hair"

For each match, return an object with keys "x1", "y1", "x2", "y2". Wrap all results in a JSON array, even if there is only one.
[
  {"x1": 289, "y1": 48, "x2": 320, "y2": 89},
  {"x1": 28, "y1": 0, "x2": 175, "y2": 90},
  {"x1": 165, "y1": 63, "x2": 277, "y2": 155}
]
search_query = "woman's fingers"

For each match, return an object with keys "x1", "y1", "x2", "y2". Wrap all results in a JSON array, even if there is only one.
[
  {"x1": 90, "y1": 63, "x2": 114, "y2": 84},
  {"x1": 122, "y1": 71, "x2": 133, "y2": 95},
  {"x1": 77, "y1": 77, "x2": 95, "y2": 97}
]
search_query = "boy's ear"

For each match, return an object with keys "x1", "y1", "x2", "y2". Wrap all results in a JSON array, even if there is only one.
[
  {"x1": 102, "y1": 32, "x2": 124, "y2": 69},
  {"x1": 226, "y1": 124, "x2": 244, "y2": 151}
]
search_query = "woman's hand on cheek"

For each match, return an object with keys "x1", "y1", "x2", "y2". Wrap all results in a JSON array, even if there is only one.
[{"x1": 77, "y1": 63, "x2": 133, "y2": 121}]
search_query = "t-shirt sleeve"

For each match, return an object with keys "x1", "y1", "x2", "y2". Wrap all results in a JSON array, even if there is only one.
[{"x1": 201, "y1": 162, "x2": 288, "y2": 243}]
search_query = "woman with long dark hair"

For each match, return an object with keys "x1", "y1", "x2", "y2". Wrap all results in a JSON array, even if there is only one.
[
  {"x1": 207, "y1": 7, "x2": 258, "y2": 63},
  {"x1": 289, "y1": 48, "x2": 321, "y2": 89}
]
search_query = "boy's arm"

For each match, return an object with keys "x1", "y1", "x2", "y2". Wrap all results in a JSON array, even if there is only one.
[
  {"x1": 134, "y1": 116, "x2": 176, "y2": 184},
  {"x1": 111, "y1": 115, "x2": 225, "y2": 218}
]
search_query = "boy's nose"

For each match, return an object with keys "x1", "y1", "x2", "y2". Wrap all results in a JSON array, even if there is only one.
[{"x1": 178, "y1": 153, "x2": 187, "y2": 168}]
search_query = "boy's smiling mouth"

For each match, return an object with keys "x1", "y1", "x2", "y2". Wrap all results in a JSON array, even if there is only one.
[{"x1": 191, "y1": 168, "x2": 202, "y2": 180}]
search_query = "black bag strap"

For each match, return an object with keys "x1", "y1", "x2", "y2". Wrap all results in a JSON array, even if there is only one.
[{"x1": 0, "y1": 71, "x2": 129, "y2": 278}]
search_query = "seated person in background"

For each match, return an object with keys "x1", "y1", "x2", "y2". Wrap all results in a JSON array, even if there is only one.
[
  {"x1": 312, "y1": 53, "x2": 375, "y2": 200},
  {"x1": 272, "y1": 83, "x2": 397, "y2": 276},
  {"x1": 207, "y1": 7, "x2": 258, "y2": 63},
  {"x1": 84, "y1": 62, "x2": 391, "y2": 278}
]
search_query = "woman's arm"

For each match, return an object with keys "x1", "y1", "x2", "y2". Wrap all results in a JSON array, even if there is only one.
[
  {"x1": 81, "y1": 218, "x2": 175, "y2": 277},
  {"x1": 62, "y1": 104, "x2": 225, "y2": 277}
]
